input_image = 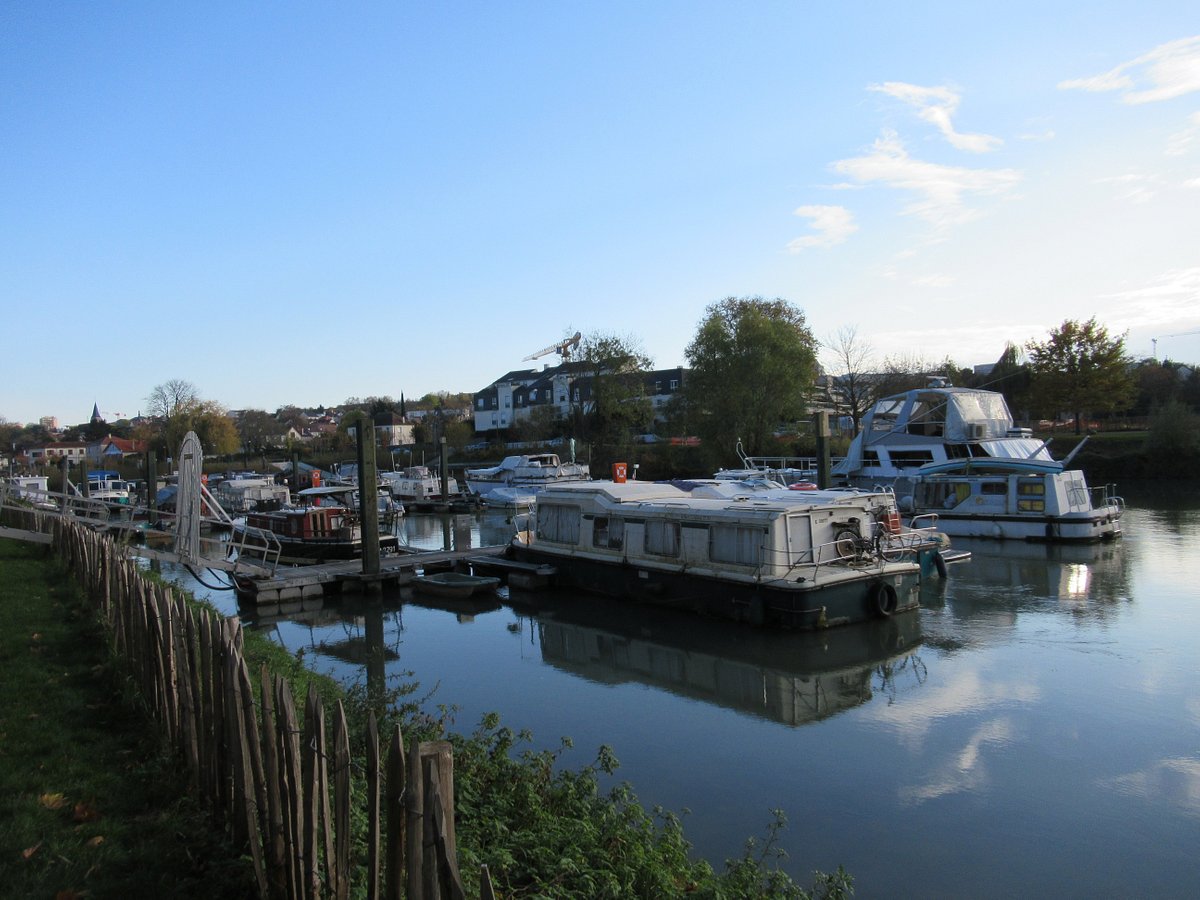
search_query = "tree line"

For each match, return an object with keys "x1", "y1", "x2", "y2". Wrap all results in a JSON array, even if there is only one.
[{"x1": 6, "y1": 300, "x2": 1197, "y2": 467}]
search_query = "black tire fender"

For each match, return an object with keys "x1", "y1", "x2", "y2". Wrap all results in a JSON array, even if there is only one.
[{"x1": 871, "y1": 581, "x2": 898, "y2": 617}]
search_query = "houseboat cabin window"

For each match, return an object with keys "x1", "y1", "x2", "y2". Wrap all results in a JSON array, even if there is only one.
[
  {"x1": 644, "y1": 519, "x2": 680, "y2": 557},
  {"x1": 536, "y1": 504, "x2": 580, "y2": 544},
  {"x1": 592, "y1": 516, "x2": 625, "y2": 550},
  {"x1": 981, "y1": 482, "x2": 1007, "y2": 495},
  {"x1": 709, "y1": 524, "x2": 765, "y2": 566},
  {"x1": 915, "y1": 482, "x2": 971, "y2": 509},
  {"x1": 1017, "y1": 478, "x2": 1045, "y2": 512}
]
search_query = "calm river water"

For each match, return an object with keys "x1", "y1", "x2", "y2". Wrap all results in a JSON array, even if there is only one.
[{"x1": 170, "y1": 485, "x2": 1200, "y2": 897}]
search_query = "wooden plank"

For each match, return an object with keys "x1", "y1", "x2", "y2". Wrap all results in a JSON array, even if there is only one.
[
  {"x1": 237, "y1": 659, "x2": 270, "y2": 899},
  {"x1": 366, "y1": 710, "x2": 381, "y2": 900},
  {"x1": 333, "y1": 701, "x2": 351, "y2": 900},
  {"x1": 0, "y1": 525, "x2": 51, "y2": 544},
  {"x1": 260, "y1": 666, "x2": 287, "y2": 898},
  {"x1": 303, "y1": 685, "x2": 327, "y2": 900},
  {"x1": 404, "y1": 735, "x2": 423, "y2": 900},
  {"x1": 385, "y1": 725, "x2": 406, "y2": 900},
  {"x1": 276, "y1": 679, "x2": 304, "y2": 900}
]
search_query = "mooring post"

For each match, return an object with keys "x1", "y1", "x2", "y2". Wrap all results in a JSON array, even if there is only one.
[
  {"x1": 147, "y1": 451, "x2": 158, "y2": 519},
  {"x1": 291, "y1": 450, "x2": 300, "y2": 492},
  {"x1": 353, "y1": 414, "x2": 382, "y2": 581},
  {"x1": 439, "y1": 437, "x2": 449, "y2": 503},
  {"x1": 814, "y1": 410, "x2": 831, "y2": 489}
]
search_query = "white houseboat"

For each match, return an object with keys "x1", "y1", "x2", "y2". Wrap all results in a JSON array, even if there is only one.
[
  {"x1": 832, "y1": 380, "x2": 1122, "y2": 542},
  {"x1": 510, "y1": 480, "x2": 925, "y2": 629},
  {"x1": 378, "y1": 465, "x2": 461, "y2": 504},
  {"x1": 465, "y1": 453, "x2": 589, "y2": 499},
  {"x1": 907, "y1": 458, "x2": 1122, "y2": 541}
]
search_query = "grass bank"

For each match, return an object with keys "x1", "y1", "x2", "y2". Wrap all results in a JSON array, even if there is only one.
[
  {"x1": 1, "y1": 534, "x2": 853, "y2": 898},
  {"x1": 0, "y1": 538, "x2": 256, "y2": 898}
]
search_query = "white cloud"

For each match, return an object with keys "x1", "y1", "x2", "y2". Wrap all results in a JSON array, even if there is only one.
[
  {"x1": 1018, "y1": 130, "x2": 1056, "y2": 142},
  {"x1": 871, "y1": 81, "x2": 1002, "y2": 153},
  {"x1": 899, "y1": 717, "x2": 1016, "y2": 805},
  {"x1": 1184, "y1": 176, "x2": 1200, "y2": 188},
  {"x1": 1100, "y1": 267, "x2": 1200, "y2": 331},
  {"x1": 912, "y1": 273, "x2": 955, "y2": 288},
  {"x1": 1167, "y1": 111, "x2": 1200, "y2": 156},
  {"x1": 1059, "y1": 35, "x2": 1200, "y2": 104},
  {"x1": 831, "y1": 130, "x2": 1022, "y2": 229},
  {"x1": 1095, "y1": 171, "x2": 1161, "y2": 203},
  {"x1": 1100, "y1": 757, "x2": 1200, "y2": 817},
  {"x1": 787, "y1": 204, "x2": 858, "y2": 251}
]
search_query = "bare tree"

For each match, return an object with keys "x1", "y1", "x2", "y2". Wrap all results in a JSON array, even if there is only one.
[
  {"x1": 824, "y1": 326, "x2": 879, "y2": 433},
  {"x1": 146, "y1": 379, "x2": 200, "y2": 421}
]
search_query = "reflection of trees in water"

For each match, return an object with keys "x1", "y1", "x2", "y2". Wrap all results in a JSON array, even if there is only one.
[{"x1": 873, "y1": 654, "x2": 928, "y2": 706}]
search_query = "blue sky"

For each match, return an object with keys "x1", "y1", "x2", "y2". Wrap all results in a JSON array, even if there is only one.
[{"x1": 3, "y1": 2, "x2": 1199, "y2": 426}]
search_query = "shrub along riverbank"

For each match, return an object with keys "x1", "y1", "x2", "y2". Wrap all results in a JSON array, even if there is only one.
[{"x1": 0, "y1": 535, "x2": 853, "y2": 899}]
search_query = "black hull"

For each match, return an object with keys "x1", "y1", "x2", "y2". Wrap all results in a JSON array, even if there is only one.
[{"x1": 510, "y1": 547, "x2": 920, "y2": 630}]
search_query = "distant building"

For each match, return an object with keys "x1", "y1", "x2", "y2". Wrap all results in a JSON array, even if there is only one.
[
  {"x1": 39, "y1": 416, "x2": 59, "y2": 432},
  {"x1": 471, "y1": 362, "x2": 686, "y2": 434}
]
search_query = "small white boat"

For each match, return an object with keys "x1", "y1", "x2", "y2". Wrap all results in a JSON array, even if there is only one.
[
  {"x1": 379, "y1": 465, "x2": 461, "y2": 504},
  {"x1": 482, "y1": 486, "x2": 537, "y2": 509},
  {"x1": 413, "y1": 571, "x2": 501, "y2": 599},
  {"x1": 465, "y1": 453, "x2": 589, "y2": 499}
]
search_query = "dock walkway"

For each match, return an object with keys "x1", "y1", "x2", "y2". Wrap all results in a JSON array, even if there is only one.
[{"x1": 235, "y1": 545, "x2": 511, "y2": 603}]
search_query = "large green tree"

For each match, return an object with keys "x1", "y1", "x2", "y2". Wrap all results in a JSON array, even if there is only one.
[
  {"x1": 682, "y1": 296, "x2": 818, "y2": 456},
  {"x1": 574, "y1": 331, "x2": 654, "y2": 450},
  {"x1": 1025, "y1": 318, "x2": 1135, "y2": 433}
]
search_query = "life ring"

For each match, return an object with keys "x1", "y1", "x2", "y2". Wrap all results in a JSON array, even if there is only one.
[
  {"x1": 870, "y1": 581, "x2": 898, "y2": 617},
  {"x1": 933, "y1": 550, "x2": 948, "y2": 579},
  {"x1": 788, "y1": 481, "x2": 819, "y2": 491}
]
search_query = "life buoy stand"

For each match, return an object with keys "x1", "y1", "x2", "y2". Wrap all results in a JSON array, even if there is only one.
[{"x1": 870, "y1": 581, "x2": 898, "y2": 617}]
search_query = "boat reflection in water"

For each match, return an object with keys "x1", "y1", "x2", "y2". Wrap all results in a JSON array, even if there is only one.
[
  {"x1": 934, "y1": 537, "x2": 1131, "y2": 619},
  {"x1": 512, "y1": 588, "x2": 925, "y2": 727}
]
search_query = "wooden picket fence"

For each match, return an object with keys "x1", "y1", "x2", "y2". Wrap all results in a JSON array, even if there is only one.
[{"x1": 40, "y1": 516, "x2": 494, "y2": 900}]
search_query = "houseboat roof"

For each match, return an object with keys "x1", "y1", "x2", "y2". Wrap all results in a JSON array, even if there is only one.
[{"x1": 535, "y1": 480, "x2": 888, "y2": 517}]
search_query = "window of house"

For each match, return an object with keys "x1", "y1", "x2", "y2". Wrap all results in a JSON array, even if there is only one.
[{"x1": 670, "y1": 379, "x2": 678, "y2": 389}]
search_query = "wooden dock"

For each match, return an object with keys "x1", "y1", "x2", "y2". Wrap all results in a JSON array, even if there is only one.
[{"x1": 234, "y1": 545, "x2": 512, "y2": 604}]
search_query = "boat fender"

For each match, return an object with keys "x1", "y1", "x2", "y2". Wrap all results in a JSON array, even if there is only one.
[
  {"x1": 871, "y1": 581, "x2": 898, "y2": 618},
  {"x1": 933, "y1": 550, "x2": 949, "y2": 579}
]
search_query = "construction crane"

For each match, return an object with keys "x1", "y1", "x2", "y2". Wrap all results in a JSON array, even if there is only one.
[
  {"x1": 523, "y1": 332, "x2": 581, "y2": 363},
  {"x1": 1152, "y1": 329, "x2": 1200, "y2": 360}
]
